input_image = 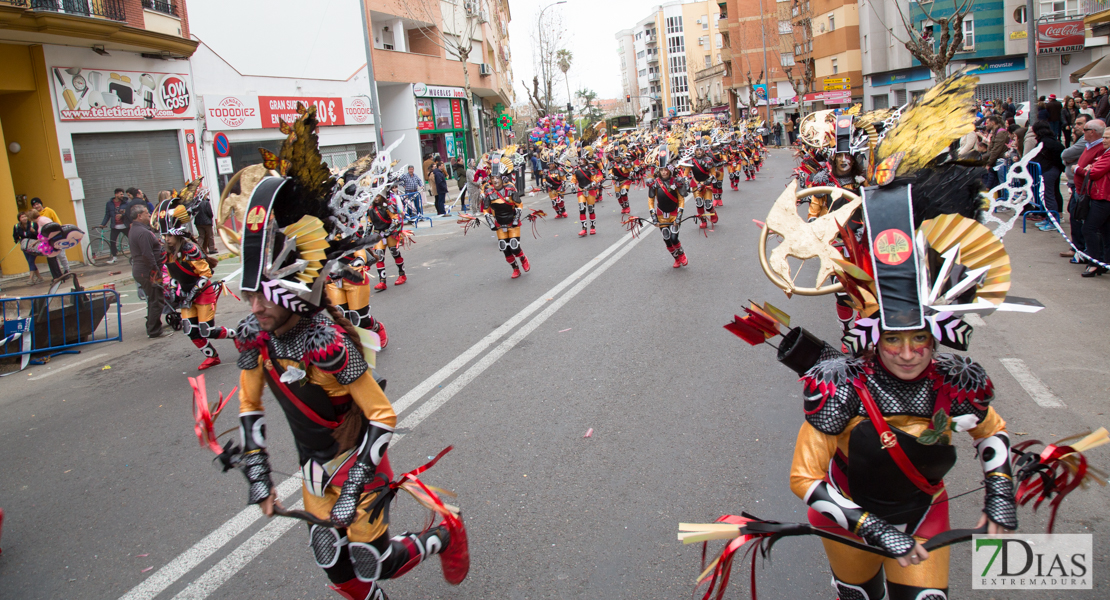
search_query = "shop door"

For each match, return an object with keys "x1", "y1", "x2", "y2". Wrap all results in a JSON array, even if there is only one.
[{"x1": 73, "y1": 130, "x2": 185, "y2": 228}]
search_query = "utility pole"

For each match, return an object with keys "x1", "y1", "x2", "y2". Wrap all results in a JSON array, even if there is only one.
[
  {"x1": 358, "y1": 0, "x2": 385, "y2": 149},
  {"x1": 1026, "y1": 0, "x2": 1037, "y2": 126},
  {"x1": 757, "y1": 0, "x2": 772, "y2": 123}
]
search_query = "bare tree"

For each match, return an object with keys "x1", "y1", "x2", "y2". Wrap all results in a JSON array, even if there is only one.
[
  {"x1": 780, "y1": 0, "x2": 816, "y2": 112},
  {"x1": 868, "y1": 0, "x2": 973, "y2": 80},
  {"x1": 523, "y1": 9, "x2": 567, "y2": 117},
  {"x1": 396, "y1": 0, "x2": 483, "y2": 152}
]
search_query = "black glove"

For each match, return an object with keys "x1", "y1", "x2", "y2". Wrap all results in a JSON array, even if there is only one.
[{"x1": 806, "y1": 480, "x2": 915, "y2": 557}]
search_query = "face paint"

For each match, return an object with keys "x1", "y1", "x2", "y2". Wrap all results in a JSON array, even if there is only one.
[{"x1": 877, "y1": 330, "x2": 934, "y2": 380}]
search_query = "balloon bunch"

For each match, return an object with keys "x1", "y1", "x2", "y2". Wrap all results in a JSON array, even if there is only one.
[{"x1": 530, "y1": 113, "x2": 574, "y2": 145}]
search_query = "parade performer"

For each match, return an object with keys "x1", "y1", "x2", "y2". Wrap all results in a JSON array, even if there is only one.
[
  {"x1": 368, "y1": 191, "x2": 407, "y2": 292},
  {"x1": 220, "y1": 105, "x2": 467, "y2": 600},
  {"x1": 155, "y1": 184, "x2": 229, "y2": 370},
  {"x1": 573, "y1": 148, "x2": 603, "y2": 237},
  {"x1": 610, "y1": 146, "x2": 635, "y2": 215},
  {"x1": 325, "y1": 247, "x2": 387, "y2": 348},
  {"x1": 684, "y1": 147, "x2": 720, "y2": 229},
  {"x1": 684, "y1": 73, "x2": 1107, "y2": 600},
  {"x1": 646, "y1": 161, "x2": 689, "y2": 268},
  {"x1": 541, "y1": 163, "x2": 569, "y2": 219},
  {"x1": 726, "y1": 134, "x2": 742, "y2": 190},
  {"x1": 483, "y1": 172, "x2": 530, "y2": 278},
  {"x1": 710, "y1": 140, "x2": 727, "y2": 207}
]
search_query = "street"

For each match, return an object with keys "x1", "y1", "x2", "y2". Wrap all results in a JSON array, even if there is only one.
[{"x1": 2, "y1": 149, "x2": 1109, "y2": 600}]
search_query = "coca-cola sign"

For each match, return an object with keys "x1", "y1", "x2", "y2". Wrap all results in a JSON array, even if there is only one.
[{"x1": 1037, "y1": 19, "x2": 1085, "y2": 55}]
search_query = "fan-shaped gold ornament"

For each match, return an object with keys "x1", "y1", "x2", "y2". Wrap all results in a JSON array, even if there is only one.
[
  {"x1": 918, "y1": 214, "x2": 1011, "y2": 306},
  {"x1": 282, "y1": 215, "x2": 329, "y2": 284}
]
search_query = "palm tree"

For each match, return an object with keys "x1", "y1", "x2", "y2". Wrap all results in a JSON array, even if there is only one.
[{"x1": 556, "y1": 49, "x2": 573, "y2": 114}]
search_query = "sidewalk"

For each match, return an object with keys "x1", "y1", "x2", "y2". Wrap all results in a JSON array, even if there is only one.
[{"x1": 0, "y1": 233, "x2": 235, "y2": 298}]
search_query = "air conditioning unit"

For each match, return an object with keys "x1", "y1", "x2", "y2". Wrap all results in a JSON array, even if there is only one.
[
  {"x1": 464, "y1": 1, "x2": 477, "y2": 16},
  {"x1": 479, "y1": 63, "x2": 492, "y2": 75},
  {"x1": 478, "y1": 10, "x2": 489, "y2": 24}
]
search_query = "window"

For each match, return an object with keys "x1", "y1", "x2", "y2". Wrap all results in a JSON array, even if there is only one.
[
  {"x1": 831, "y1": 57, "x2": 838, "y2": 74},
  {"x1": 962, "y1": 18, "x2": 974, "y2": 50},
  {"x1": 639, "y1": 69, "x2": 647, "y2": 77},
  {"x1": 670, "y1": 55, "x2": 687, "y2": 73},
  {"x1": 637, "y1": 50, "x2": 645, "y2": 58},
  {"x1": 779, "y1": 20, "x2": 792, "y2": 34},
  {"x1": 829, "y1": 15, "x2": 835, "y2": 32},
  {"x1": 1039, "y1": 0, "x2": 1076, "y2": 15},
  {"x1": 1014, "y1": 6, "x2": 1026, "y2": 23},
  {"x1": 863, "y1": 34, "x2": 868, "y2": 53},
  {"x1": 872, "y1": 94, "x2": 889, "y2": 109},
  {"x1": 671, "y1": 75, "x2": 688, "y2": 93},
  {"x1": 666, "y1": 16, "x2": 683, "y2": 34},
  {"x1": 704, "y1": 54, "x2": 712, "y2": 68},
  {"x1": 668, "y1": 36, "x2": 685, "y2": 54},
  {"x1": 716, "y1": 33, "x2": 723, "y2": 48},
  {"x1": 636, "y1": 32, "x2": 642, "y2": 40},
  {"x1": 781, "y1": 53, "x2": 796, "y2": 66},
  {"x1": 701, "y1": 14, "x2": 709, "y2": 29}
]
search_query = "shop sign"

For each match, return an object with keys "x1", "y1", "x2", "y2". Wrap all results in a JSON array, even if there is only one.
[
  {"x1": 802, "y1": 91, "x2": 851, "y2": 102},
  {"x1": 204, "y1": 95, "x2": 374, "y2": 130},
  {"x1": 52, "y1": 67, "x2": 193, "y2": 121},
  {"x1": 1010, "y1": 30, "x2": 1028, "y2": 41},
  {"x1": 184, "y1": 129, "x2": 201, "y2": 179},
  {"x1": 871, "y1": 67, "x2": 932, "y2": 87},
  {"x1": 416, "y1": 98, "x2": 434, "y2": 131},
  {"x1": 965, "y1": 57, "x2": 1026, "y2": 75},
  {"x1": 824, "y1": 83, "x2": 851, "y2": 91},
  {"x1": 445, "y1": 134, "x2": 457, "y2": 158},
  {"x1": 412, "y1": 83, "x2": 466, "y2": 99},
  {"x1": 1037, "y1": 19, "x2": 1085, "y2": 55},
  {"x1": 451, "y1": 99, "x2": 463, "y2": 129}
]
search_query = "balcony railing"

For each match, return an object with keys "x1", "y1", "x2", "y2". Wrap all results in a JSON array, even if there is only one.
[
  {"x1": 29, "y1": 0, "x2": 126, "y2": 21},
  {"x1": 142, "y1": 0, "x2": 177, "y2": 16},
  {"x1": 1085, "y1": 0, "x2": 1110, "y2": 15}
]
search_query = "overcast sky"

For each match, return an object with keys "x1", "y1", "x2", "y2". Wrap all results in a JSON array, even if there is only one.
[
  {"x1": 188, "y1": 0, "x2": 656, "y2": 99},
  {"x1": 507, "y1": 0, "x2": 664, "y2": 104}
]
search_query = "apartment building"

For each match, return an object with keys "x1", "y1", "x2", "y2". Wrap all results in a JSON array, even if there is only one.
[
  {"x1": 367, "y1": 0, "x2": 515, "y2": 171},
  {"x1": 0, "y1": 0, "x2": 198, "y2": 273},
  {"x1": 615, "y1": 0, "x2": 724, "y2": 122},
  {"x1": 718, "y1": 0, "x2": 796, "y2": 122},
  {"x1": 861, "y1": 0, "x2": 1104, "y2": 110}
]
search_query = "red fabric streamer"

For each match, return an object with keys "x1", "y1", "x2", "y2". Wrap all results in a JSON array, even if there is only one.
[
  {"x1": 1013, "y1": 441, "x2": 1088, "y2": 533},
  {"x1": 189, "y1": 375, "x2": 238, "y2": 455}
]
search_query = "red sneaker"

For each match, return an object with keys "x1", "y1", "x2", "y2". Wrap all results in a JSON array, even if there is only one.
[
  {"x1": 328, "y1": 579, "x2": 375, "y2": 600},
  {"x1": 589, "y1": 227, "x2": 596, "y2": 235},
  {"x1": 710, "y1": 213, "x2": 719, "y2": 224},
  {"x1": 672, "y1": 257, "x2": 682, "y2": 268},
  {"x1": 699, "y1": 221, "x2": 708, "y2": 229},
  {"x1": 621, "y1": 206, "x2": 630, "y2": 214},
  {"x1": 578, "y1": 228, "x2": 587, "y2": 237},
  {"x1": 394, "y1": 274, "x2": 407, "y2": 286},
  {"x1": 511, "y1": 267, "x2": 521, "y2": 279},
  {"x1": 520, "y1": 255, "x2": 530, "y2": 272},
  {"x1": 198, "y1": 356, "x2": 221, "y2": 371},
  {"x1": 679, "y1": 253, "x2": 688, "y2": 267},
  {"x1": 375, "y1": 322, "x2": 388, "y2": 349},
  {"x1": 374, "y1": 280, "x2": 387, "y2": 291},
  {"x1": 439, "y1": 514, "x2": 470, "y2": 585}
]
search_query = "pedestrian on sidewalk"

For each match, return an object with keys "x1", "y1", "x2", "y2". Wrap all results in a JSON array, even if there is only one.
[
  {"x1": 432, "y1": 160, "x2": 448, "y2": 216},
  {"x1": 192, "y1": 190, "x2": 217, "y2": 254},
  {"x1": 127, "y1": 205, "x2": 170, "y2": 338},
  {"x1": 100, "y1": 188, "x2": 129, "y2": 263},
  {"x1": 29, "y1": 197, "x2": 69, "y2": 274},
  {"x1": 465, "y1": 158, "x2": 482, "y2": 214},
  {"x1": 1079, "y1": 123, "x2": 1110, "y2": 276},
  {"x1": 400, "y1": 165, "x2": 424, "y2": 217},
  {"x1": 12, "y1": 212, "x2": 42, "y2": 284},
  {"x1": 1029, "y1": 121, "x2": 1065, "y2": 215},
  {"x1": 1062, "y1": 115, "x2": 1091, "y2": 258}
]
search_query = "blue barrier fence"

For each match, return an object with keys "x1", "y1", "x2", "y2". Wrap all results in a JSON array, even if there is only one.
[{"x1": 0, "y1": 288, "x2": 122, "y2": 360}]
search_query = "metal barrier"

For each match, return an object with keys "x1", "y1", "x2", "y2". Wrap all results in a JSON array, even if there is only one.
[
  {"x1": 0, "y1": 287, "x2": 122, "y2": 360},
  {"x1": 401, "y1": 191, "x2": 433, "y2": 228}
]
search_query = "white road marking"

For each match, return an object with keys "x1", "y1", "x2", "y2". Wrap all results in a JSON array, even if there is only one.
[
  {"x1": 169, "y1": 500, "x2": 304, "y2": 600},
  {"x1": 999, "y1": 358, "x2": 1066, "y2": 408},
  {"x1": 391, "y1": 232, "x2": 634, "y2": 415},
  {"x1": 393, "y1": 231, "x2": 648, "y2": 443},
  {"x1": 26, "y1": 353, "x2": 109, "y2": 381},
  {"x1": 121, "y1": 308, "x2": 146, "y2": 316},
  {"x1": 117, "y1": 476, "x2": 303, "y2": 600},
  {"x1": 116, "y1": 232, "x2": 639, "y2": 600}
]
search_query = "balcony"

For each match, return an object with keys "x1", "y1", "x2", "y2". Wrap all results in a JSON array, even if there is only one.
[
  {"x1": 647, "y1": 53, "x2": 659, "y2": 64},
  {"x1": 142, "y1": 0, "x2": 177, "y2": 16},
  {"x1": 26, "y1": 0, "x2": 126, "y2": 21},
  {"x1": 648, "y1": 72, "x2": 660, "y2": 82},
  {"x1": 1087, "y1": 0, "x2": 1110, "y2": 24},
  {"x1": 644, "y1": 34, "x2": 657, "y2": 45}
]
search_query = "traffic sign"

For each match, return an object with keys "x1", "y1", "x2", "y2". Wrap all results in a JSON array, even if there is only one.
[
  {"x1": 217, "y1": 156, "x2": 234, "y2": 175},
  {"x1": 824, "y1": 83, "x2": 851, "y2": 91},
  {"x1": 213, "y1": 132, "x2": 230, "y2": 157},
  {"x1": 824, "y1": 77, "x2": 849, "y2": 85}
]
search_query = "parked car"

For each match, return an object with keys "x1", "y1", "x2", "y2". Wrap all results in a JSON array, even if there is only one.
[{"x1": 1015, "y1": 101, "x2": 1030, "y2": 127}]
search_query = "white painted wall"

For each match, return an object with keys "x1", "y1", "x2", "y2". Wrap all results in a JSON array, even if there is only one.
[{"x1": 377, "y1": 83, "x2": 423, "y2": 173}]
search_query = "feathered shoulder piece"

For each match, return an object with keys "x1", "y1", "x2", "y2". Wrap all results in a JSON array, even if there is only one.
[
  {"x1": 234, "y1": 314, "x2": 268, "y2": 351},
  {"x1": 929, "y1": 353, "x2": 994, "y2": 408},
  {"x1": 303, "y1": 315, "x2": 349, "y2": 375},
  {"x1": 267, "y1": 104, "x2": 336, "y2": 230},
  {"x1": 801, "y1": 353, "x2": 867, "y2": 406}
]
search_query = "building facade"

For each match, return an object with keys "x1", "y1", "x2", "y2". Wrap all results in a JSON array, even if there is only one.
[
  {"x1": 861, "y1": 0, "x2": 1105, "y2": 110},
  {"x1": 0, "y1": 0, "x2": 198, "y2": 275},
  {"x1": 366, "y1": 0, "x2": 515, "y2": 172},
  {"x1": 615, "y1": 0, "x2": 724, "y2": 123},
  {"x1": 718, "y1": 0, "x2": 797, "y2": 122}
]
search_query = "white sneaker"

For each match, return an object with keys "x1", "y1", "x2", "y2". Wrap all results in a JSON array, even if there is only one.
[{"x1": 106, "y1": 257, "x2": 117, "y2": 264}]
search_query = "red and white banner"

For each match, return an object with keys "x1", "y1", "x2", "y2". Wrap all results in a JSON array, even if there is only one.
[
  {"x1": 1037, "y1": 20, "x2": 1085, "y2": 55},
  {"x1": 203, "y1": 94, "x2": 374, "y2": 131},
  {"x1": 803, "y1": 91, "x2": 852, "y2": 104},
  {"x1": 52, "y1": 66, "x2": 193, "y2": 121},
  {"x1": 184, "y1": 129, "x2": 201, "y2": 179}
]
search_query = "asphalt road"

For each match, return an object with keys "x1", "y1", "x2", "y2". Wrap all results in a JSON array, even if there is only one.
[{"x1": 2, "y1": 150, "x2": 1109, "y2": 600}]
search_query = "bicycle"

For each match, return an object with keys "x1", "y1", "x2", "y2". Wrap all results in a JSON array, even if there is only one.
[{"x1": 86, "y1": 226, "x2": 131, "y2": 266}]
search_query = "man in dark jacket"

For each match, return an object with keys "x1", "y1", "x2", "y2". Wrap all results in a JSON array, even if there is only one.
[
  {"x1": 1096, "y1": 88, "x2": 1110, "y2": 121},
  {"x1": 194, "y1": 195, "x2": 217, "y2": 254},
  {"x1": 127, "y1": 205, "x2": 170, "y2": 338},
  {"x1": 100, "y1": 188, "x2": 129, "y2": 263},
  {"x1": 432, "y1": 161, "x2": 448, "y2": 215},
  {"x1": 122, "y1": 187, "x2": 151, "y2": 231},
  {"x1": 984, "y1": 116, "x2": 1009, "y2": 188},
  {"x1": 1046, "y1": 95, "x2": 1063, "y2": 140}
]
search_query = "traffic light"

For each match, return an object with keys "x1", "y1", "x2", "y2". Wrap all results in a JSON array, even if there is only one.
[
  {"x1": 626, "y1": 94, "x2": 631, "y2": 103},
  {"x1": 567, "y1": 103, "x2": 573, "y2": 113}
]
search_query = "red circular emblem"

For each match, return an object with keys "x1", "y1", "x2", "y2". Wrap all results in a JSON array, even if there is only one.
[
  {"x1": 246, "y1": 206, "x2": 267, "y2": 232},
  {"x1": 159, "y1": 75, "x2": 191, "y2": 115},
  {"x1": 873, "y1": 229, "x2": 913, "y2": 265},
  {"x1": 880, "y1": 431, "x2": 897, "y2": 449}
]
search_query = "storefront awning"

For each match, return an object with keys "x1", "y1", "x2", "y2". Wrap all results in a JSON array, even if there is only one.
[
  {"x1": 1079, "y1": 56, "x2": 1110, "y2": 87},
  {"x1": 1072, "y1": 56, "x2": 1106, "y2": 85}
]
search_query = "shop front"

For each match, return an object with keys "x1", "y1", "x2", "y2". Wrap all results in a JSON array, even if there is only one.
[
  {"x1": 201, "y1": 93, "x2": 377, "y2": 195},
  {"x1": 413, "y1": 83, "x2": 470, "y2": 163}
]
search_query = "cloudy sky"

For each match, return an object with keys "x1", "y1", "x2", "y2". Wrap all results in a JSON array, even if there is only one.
[
  {"x1": 506, "y1": 0, "x2": 664, "y2": 104},
  {"x1": 188, "y1": 0, "x2": 657, "y2": 100}
]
